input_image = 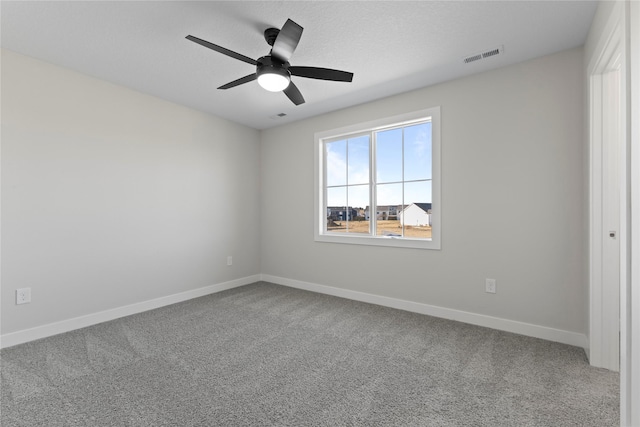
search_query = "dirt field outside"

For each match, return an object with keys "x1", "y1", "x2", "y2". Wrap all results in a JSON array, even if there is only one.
[{"x1": 327, "y1": 220, "x2": 432, "y2": 239}]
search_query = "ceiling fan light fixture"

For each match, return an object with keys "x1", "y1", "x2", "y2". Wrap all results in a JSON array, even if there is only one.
[
  {"x1": 256, "y1": 56, "x2": 291, "y2": 92},
  {"x1": 257, "y1": 70, "x2": 290, "y2": 92}
]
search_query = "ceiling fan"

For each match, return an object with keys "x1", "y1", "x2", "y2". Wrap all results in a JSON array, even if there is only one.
[{"x1": 186, "y1": 19, "x2": 354, "y2": 106}]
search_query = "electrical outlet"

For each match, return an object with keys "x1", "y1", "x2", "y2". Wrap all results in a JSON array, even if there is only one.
[
  {"x1": 227, "y1": 256, "x2": 233, "y2": 266},
  {"x1": 16, "y1": 288, "x2": 31, "y2": 305},
  {"x1": 485, "y1": 279, "x2": 496, "y2": 294}
]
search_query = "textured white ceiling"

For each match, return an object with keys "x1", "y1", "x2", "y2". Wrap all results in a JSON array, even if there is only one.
[{"x1": 1, "y1": 1, "x2": 597, "y2": 130}]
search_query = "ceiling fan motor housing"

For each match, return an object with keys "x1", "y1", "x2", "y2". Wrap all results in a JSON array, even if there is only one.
[{"x1": 257, "y1": 56, "x2": 290, "y2": 78}]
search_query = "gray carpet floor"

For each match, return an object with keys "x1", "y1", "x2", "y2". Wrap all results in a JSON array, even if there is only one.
[{"x1": 1, "y1": 281, "x2": 619, "y2": 426}]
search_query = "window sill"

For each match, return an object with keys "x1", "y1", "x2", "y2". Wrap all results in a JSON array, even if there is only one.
[{"x1": 315, "y1": 233, "x2": 441, "y2": 250}]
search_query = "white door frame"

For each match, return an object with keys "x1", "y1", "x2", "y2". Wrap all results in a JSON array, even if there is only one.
[
  {"x1": 588, "y1": 4, "x2": 624, "y2": 373},
  {"x1": 625, "y1": 1, "x2": 639, "y2": 424},
  {"x1": 588, "y1": 1, "x2": 640, "y2": 425}
]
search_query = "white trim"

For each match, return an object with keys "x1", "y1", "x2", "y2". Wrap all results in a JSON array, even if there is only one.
[
  {"x1": 626, "y1": 1, "x2": 640, "y2": 425},
  {"x1": 261, "y1": 274, "x2": 587, "y2": 348},
  {"x1": 0, "y1": 275, "x2": 260, "y2": 349},
  {"x1": 587, "y1": 0, "x2": 624, "y2": 372},
  {"x1": 2, "y1": 272, "x2": 589, "y2": 353}
]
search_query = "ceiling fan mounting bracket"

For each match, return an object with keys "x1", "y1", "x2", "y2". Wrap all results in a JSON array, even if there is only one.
[{"x1": 264, "y1": 28, "x2": 280, "y2": 46}]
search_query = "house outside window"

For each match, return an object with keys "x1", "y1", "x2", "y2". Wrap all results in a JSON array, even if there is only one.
[{"x1": 314, "y1": 107, "x2": 441, "y2": 250}]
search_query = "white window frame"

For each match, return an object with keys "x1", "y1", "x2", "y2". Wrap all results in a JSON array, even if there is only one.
[{"x1": 314, "y1": 107, "x2": 441, "y2": 250}]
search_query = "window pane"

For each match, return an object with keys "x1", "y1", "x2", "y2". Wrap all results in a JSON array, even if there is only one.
[
  {"x1": 327, "y1": 186, "x2": 347, "y2": 207},
  {"x1": 348, "y1": 135, "x2": 370, "y2": 185},
  {"x1": 401, "y1": 180, "x2": 432, "y2": 239},
  {"x1": 376, "y1": 183, "x2": 402, "y2": 237},
  {"x1": 376, "y1": 128, "x2": 402, "y2": 183},
  {"x1": 404, "y1": 122, "x2": 432, "y2": 181},
  {"x1": 326, "y1": 139, "x2": 347, "y2": 186},
  {"x1": 347, "y1": 185, "x2": 369, "y2": 234},
  {"x1": 404, "y1": 180, "x2": 432, "y2": 205},
  {"x1": 326, "y1": 187, "x2": 346, "y2": 232}
]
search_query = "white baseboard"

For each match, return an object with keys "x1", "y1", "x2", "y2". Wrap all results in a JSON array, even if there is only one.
[
  {"x1": 0, "y1": 275, "x2": 260, "y2": 349},
  {"x1": 1, "y1": 273, "x2": 588, "y2": 351},
  {"x1": 260, "y1": 274, "x2": 588, "y2": 349}
]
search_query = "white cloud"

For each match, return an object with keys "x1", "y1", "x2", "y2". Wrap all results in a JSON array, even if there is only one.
[{"x1": 326, "y1": 144, "x2": 346, "y2": 187}]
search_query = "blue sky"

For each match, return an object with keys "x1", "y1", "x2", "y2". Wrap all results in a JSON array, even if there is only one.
[{"x1": 326, "y1": 122, "x2": 432, "y2": 210}]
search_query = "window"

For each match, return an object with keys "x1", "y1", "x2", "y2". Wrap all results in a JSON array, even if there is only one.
[{"x1": 315, "y1": 107, "x2": 441, "y2": 249}]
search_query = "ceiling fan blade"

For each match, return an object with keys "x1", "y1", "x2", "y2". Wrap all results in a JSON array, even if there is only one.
[
  {"x1": 271, "y1": 19, "x2": 303, "y2": 63},
  {"x1": 289, "y1": 66, "x2": 354, "y2": 82},
  {"x1": 218, "y1": 73, "x2": 257, "y2": 90},
  {"x1": 283, "y1": 81, "x2": 305, "y2": 105},
  {"x1": 186, "y1": 35, "x2": 257, "y2": 66}
]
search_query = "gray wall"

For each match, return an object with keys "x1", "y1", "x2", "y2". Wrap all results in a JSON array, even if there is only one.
[
  {"x1": 1, "y1": 46, "x2": 587, "y2": 339},
  {"x1": 260, "y1": 48, "x2": 586, "y2": 334},
  {"x1": 1, "y1": 49, "x2": 261, "y2": 334}
]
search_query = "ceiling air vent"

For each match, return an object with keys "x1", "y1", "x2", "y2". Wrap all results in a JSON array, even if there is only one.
[
  {"x1": 463, "y1": 45, "x2": 504, "y2": 64},
  {"x1": 269, "y1": 113, "x2": 288, "y2": 120},
  {"x1": 463, "y1": 53, "x2": 483, "y2": 64}
]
